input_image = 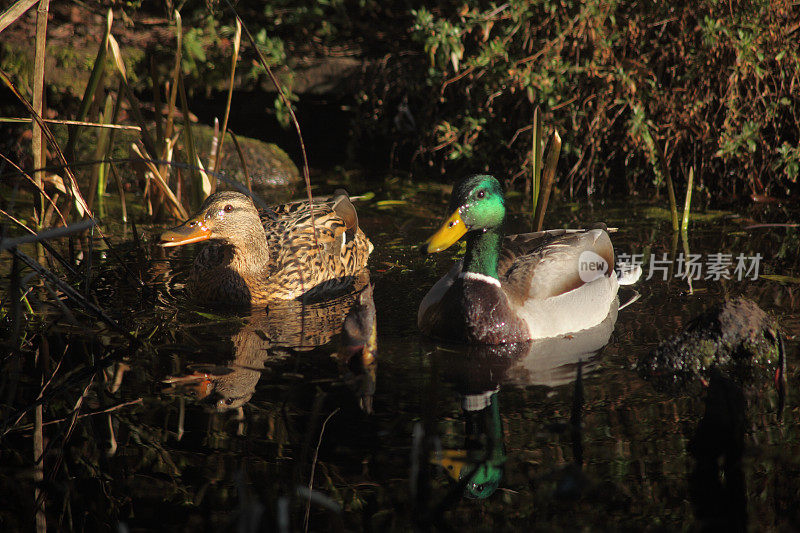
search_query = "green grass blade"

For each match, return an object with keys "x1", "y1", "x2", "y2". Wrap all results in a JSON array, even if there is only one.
[
  {"x1": 89, "y1": 92, "x2": 115, "y2": 218},
  {"x1": 681, "y1": 166, "x2": 694, "y2": 234}
]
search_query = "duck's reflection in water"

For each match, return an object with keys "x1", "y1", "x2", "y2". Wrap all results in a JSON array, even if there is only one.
[
  {"x1": 163, "y1": 272, "x2": 375, "y2": 413},
  {"x1": 688, "y1": 369, "x2": 747, "y2": 533},
  {"x1": 334, "y1": 284, "x2": 377, "y2": 413},
  {"x1": 420, "y1": 304, "x2": 618, "y2": 507}
]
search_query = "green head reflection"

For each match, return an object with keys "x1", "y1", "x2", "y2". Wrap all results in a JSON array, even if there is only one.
[{"x1": 433, "y1": 391, "x2": 506, "y2": 500}]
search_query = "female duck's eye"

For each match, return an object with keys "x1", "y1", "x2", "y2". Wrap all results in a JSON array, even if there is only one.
[
  {"x1": 224, "y1": 204, "x2": 233, "y2": 213},
  {"x1": 477, "y1": 190, "x2": 485, "y2": 199}
]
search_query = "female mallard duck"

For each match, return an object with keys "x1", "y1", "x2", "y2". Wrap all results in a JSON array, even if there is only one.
[
  {"x1": 160, "y1": 190, "x2": 372, "y2": 305},
  {"x1": 419, "y1": 174, "x2": 636, "y2": 344}
]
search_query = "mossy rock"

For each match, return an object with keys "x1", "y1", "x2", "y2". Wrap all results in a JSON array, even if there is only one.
[
  {"x1": 192, "y1": 125, "x2": 300, "y2": 192},
  {"x1": 637, "y1": 298, "x2": 781, "y2": 389}
]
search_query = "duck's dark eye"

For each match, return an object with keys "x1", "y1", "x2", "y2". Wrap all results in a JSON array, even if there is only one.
[
  {"x1": 477, "y1": 190, "x2": 485, "y2": 199},
  {"x1": 224, "y1": 204, "x2": 233, "y2": 212}
]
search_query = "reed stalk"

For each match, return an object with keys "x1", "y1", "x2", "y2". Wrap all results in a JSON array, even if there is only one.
[
  {"x1": 88, "y1": 93, "x2": 114, "y2": 217},
  {"x1": 656, "y1": 141, "x2": 679, "y2": 232},
  {"x1": 103, "y1": 82, "x2": 125, "y2": 221},
  {"x1": 177, "y1": 73, "x2": 205, "y2": 205},
  {"x1": 533, "y1": 130, "x2": 562, "y2": 231},
  {"x1": 150, "y1": 56, "x2": 164, "y2": 144},
  {"x1": 1, "y1": 68, "x2": 92, "y2": 217},
  {"x1": 65, "y1": 8, "x2": 112, "y2": 163},
  {"x1": 130, "y1": 143, "x2": 188, "y2": 219},
  {"x1": 530, "y1": 106, "x2": 543, "y2": 215},
  {"x1": 34, "y1": 345, "x2": 46, "y2": 533},
  {"x1": 162, "y1": 11, "x2": 182, "y2": 173},
  {"x1": 211, "y1": 19, "x2": 242, "y2": 192},
  {"x1": 107, "y1": 31, "x2": 176, "y2": 216},
  {"x1": 31, "y1": 0, "x2": 50, "y2": 229},
  {"x1": 0, "y1": 0, "x2": 38, "y2": 33},
  {"x1": 107, "y1": 35, "x2": 158, "y2": 160},
  {"x1": 109, "y1": 165, "x2": 127, "y2": 223}
]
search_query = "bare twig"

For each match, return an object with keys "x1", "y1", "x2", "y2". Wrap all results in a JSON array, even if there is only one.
[
  {"x1": 227, "y1": 130, "x2": 252, "y2": 196},
  {"x1": 0, "y1": 208, "x2": 79, "y2": 279},
  {"x1": 1, "y1": 67, "x2": 92, "y2": 217},
  {"x1": 0, "y1": 153, "x2": 67, "y2": 226},
  {"x1": 212, "y1": 19, "x2": 241, "y2": 189},
  {"x1": 223, "y1": 0, "x2": 317, "y2": 246},
  {"x1": 0, "y1": 220, "x2": 95, "y2": 251},
  {"x1": 304, "y1": 408, "x2": 339, "y2": 532},
  {"x1": 0, "y1": 117, "x2": 141, "y2": 130},
  {"x1": 10, "y1": 248, "x2": 136, "y2": 341},
  {"x1": 11, "y1": 398, "x2": 143, "y2": 432},
  {"x1": 33, "y1": 344, "x2": 46, "y2": 533},
  {"x1": 46, "y1": 376, "x2": 95, "y2": 481},
  {"x1": 745, "y1": 223, "x2": 800, "y2": 230}
]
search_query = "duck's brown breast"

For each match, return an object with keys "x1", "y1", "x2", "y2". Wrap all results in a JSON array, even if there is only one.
[{"x1": 421, "y1": 276, "x2": 530, "y2": 344}]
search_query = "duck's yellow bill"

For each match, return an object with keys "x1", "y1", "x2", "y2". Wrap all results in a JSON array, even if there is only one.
[
  {"x1": 160, "y1": 217, "x2": 211, "y2": 247},
  {"x1": 425, "y1": 210, "x2": 467, "y2": 253},
  {"x1": 431, "y1": 449, "x2": 469, "y2": 481}
]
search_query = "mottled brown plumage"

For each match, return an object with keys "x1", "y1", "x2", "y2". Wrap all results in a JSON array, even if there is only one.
[{"x1": 160, "y1": 190, "x2": 372, "y2": 305}]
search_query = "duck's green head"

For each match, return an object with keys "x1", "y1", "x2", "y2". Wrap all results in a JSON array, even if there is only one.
[{"x1": 426, "y1": 174, "x2": 505, "y2": 253}]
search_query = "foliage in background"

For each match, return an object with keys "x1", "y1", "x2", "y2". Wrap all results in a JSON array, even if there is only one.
[
  {"x1": 384, "y1": 0, "x2": 800, "y2": 199},
  {"x1": 2, "y1": 0, "x2": 799, "y2": 201}
]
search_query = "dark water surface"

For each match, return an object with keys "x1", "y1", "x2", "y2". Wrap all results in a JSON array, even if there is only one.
[{"x1": 1, "y1": 184, "x2": 799, "y2": 531}]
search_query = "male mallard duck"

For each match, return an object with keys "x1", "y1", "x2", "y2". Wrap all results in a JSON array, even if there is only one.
[
  {"x1": 160, "y1": 190, "x2": 372, "y2": 305},
  {"x1": 419, "y1": 174, "x2": 636, "y2": 344}
]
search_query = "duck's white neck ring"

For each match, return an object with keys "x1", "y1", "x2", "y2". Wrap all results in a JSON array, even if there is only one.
[{"x1": 459, "y1": 271, "x2": 501, "y2": 287}]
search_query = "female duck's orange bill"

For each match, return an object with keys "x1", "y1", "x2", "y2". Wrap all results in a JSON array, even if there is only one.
[
  {"x1": 160, "y1": 217, "x2": 211, "y2": 247},
  {"x1": 425, "y1": 210, "x2": 468, "y2": 253}
]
